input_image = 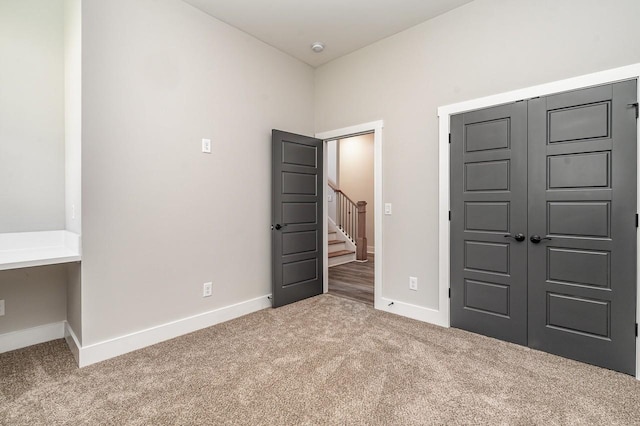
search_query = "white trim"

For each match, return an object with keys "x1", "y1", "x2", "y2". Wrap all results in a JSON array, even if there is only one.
[
  {"x1": 0, "y1": 321, "x2": 65, "y2": 353},
  {"x1": 316, "y1": 121, "x2": 384, "y2": 310},
  {"x1": 379, "y1": 298, "x2": 448, "y2": 327},
  {"x1": 76, "y1": 295, "x2": 271, "y2": 367},
  {"x1": 0, "y1": 230, "x2": 81, "y2": 271},
  {"x1": 437, "y1": 63, "x2": 640, "y2": 379}
]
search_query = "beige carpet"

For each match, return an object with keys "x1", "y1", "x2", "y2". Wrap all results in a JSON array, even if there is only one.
[{"x1": 1, "y1": 295, "x2": 639, "y2": 425}]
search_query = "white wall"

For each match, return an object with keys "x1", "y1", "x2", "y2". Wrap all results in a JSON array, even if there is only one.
[
  {"x1": 0, "y1": 0, "x2": 68, "y2": 337},
  {"x1": 0, "y1": 265, "x2": 67, "y2": 335},
  {"x1": 327, "y1": 140, "x2": 338, "y2": 183},
  {"x1": 0, "y1": 0, "x2": 65, "y2": 233},
  {"x1": 64, "y1": 0, "x2": 82, "y2": 343},
  {"x1": 65, "y1": 0, "x2": 82, "y2": 235},
  {"x1": 315, "y1": 0, "x2": 640, "y2": 309},
  {"x1": 66, "y1": 263, "x2": 82, "y2": 343},
  {"x1": 327, "y1": 140, "x2": 338, "y2": 222},
  {"x1": 80, "y1": 0, "x2": 315, "y2": 345},
  {"x1": 339, "y1": 134, "x2": 375, "y2": 252}
]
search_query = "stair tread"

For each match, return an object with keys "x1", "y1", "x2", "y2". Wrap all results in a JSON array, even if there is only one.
[
  {"x1": 328, "y1": 250, "x2": 355, "y2": 258},
  {"x1": 328, "y1": 240, "x2": 344, "y2": 245}
]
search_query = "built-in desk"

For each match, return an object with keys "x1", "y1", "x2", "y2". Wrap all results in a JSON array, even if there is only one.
[{"x1": 0, "y1": 231, "x2": 81, "y2": 271}]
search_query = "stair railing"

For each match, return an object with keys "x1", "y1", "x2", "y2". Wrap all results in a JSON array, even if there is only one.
[{"x1": 329, "y1": 181, "x2": 367, "y2": 261}]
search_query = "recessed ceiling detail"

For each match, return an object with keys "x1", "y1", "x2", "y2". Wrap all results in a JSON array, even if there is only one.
[{"x1": 182, "y1": 0, "x2": 474, "y2": 67}]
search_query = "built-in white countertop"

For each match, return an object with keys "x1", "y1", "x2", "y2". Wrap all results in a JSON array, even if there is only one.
[{"x1": 0, "y1": 231, "x2": 81, "y2": 271}]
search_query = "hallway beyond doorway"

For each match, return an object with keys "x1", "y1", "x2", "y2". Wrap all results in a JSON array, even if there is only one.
[{"x1": 328, "y1": 255, "x2": 374, "y2": 305}]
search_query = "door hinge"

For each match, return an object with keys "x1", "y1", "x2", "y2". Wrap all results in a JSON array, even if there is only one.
[
  {"x1": 448, "y1": 288, "x2": 451, "y2": 299},
  {"x1": 629, "y1": 102, "x2": 639, "y2": 119},
  {"x1": 636, "y1": 323, "x2": 638, "y2": 337},
  {"x1": 636, "y1": 214, "x2": 638, "y2": 228},
  {"x1": 448, "y1": 133, "x2": 451, "y2": 144},
  {"x1": 449, "y1": 211, "x2": 451, "y2": 221}
]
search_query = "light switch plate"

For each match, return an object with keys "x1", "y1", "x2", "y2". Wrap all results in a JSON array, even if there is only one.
[
  {"x1": 385, "y1": 203, "x2": 392, "y2": 215},
  {"x1": 409, "y1": 277, "x2": 418, "y2": 291},
  {"x1": 202, "y1": 139, "x2": 212, "y2": 154}
]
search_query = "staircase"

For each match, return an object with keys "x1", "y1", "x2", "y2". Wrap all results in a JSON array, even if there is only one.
[
  {"x1": 328, "y1": 224, "x2": 356, "y2": 267},
  {"x1": 327, "y1": 181, "x2": 367, "y2": 267}
]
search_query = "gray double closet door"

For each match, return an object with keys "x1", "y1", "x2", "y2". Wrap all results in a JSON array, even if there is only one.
[{"x1": 450, "y1": 80, "x2": 638, "y2": 375}]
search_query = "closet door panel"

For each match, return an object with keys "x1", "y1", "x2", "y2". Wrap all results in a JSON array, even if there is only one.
[
  {"x1": 527, "y1": 80, "x2": 637, "y2": 375},
  {"x1": 450, "y1": 102, "x2": 528, "y2": 345}
]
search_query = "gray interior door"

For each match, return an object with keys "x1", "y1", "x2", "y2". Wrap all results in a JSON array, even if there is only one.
[
  {"x1": 450, "y1": 101, "x2": 528, "y2": 345},
  {"x1": 528, "y1": 81, "x2": 637, "y2": 375},
  {"x1": 451, "y1": 80, "x2": 638, "y2": 375},
  {"x1": 272, "y1": 130, "x2": 324, "y2": 308}
]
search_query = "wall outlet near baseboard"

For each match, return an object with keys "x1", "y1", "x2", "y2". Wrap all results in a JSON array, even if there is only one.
[
  {"x1": 0, "y1": 300, "x2": 4, "y2": 316},
  {"x1": 203, "y1": 283, "x2": 212, "y2": 298},
  {"x1": 409, "y1": 277, "x2": 418, "y2": 291}
]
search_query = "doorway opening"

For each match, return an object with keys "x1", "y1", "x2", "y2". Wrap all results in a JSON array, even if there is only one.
[
  {"x1": 316, "y1": 121, "x2": 384, "y2": 309},
  {"x1": 326, "y1": 134, "x2": 375, "y2": 305}
]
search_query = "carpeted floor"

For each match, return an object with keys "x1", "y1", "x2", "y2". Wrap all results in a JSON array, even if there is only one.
[{"x1": 1, "y1": 295, "x2": 640, "y2": 425}]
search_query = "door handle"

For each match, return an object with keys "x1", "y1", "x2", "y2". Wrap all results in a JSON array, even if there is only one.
[
  {"x1": 274, "y1": 224, "x2": 287, "y2": 230},
  {"x1": 504, "y1": 233, "x2": 526, "y2": 242},
  {"x1": 530, "y1": 235, "x2": 552, "y2": 244}
]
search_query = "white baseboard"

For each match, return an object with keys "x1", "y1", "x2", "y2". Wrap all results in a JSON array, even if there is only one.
[
  {"x1": 0, "y1": 321, "x2": 66, "y2": 353},
  {"x1": 376, "y1": 297, "x2": 449, "y2": 328},
  {"x1": 76, "y1": 294, "x2": 272, "y2": 367}
]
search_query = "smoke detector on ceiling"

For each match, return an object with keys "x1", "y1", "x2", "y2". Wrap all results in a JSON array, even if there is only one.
[{"x1": 311, "y1": 42, "x2": 325, "y2": 53}]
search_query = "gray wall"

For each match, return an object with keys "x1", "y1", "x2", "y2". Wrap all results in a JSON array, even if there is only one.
[
  {"x1": 0, "y1": 0, "x2": 68, "y2": 336},
  {"x1": 0, "y1": 0, "x2": 66, "y2": 233},
  {"x1": 65, "y1": 0, "x2": 82, "y2": 235},
  {"x1": 80, "y1": 0, "x2": 315, "y2": 344},
  {"x1": 315, "y1": 0, "x2": 640, "y2": 309},
  {"x1": 66, "y1": 263, "x2": 82, "y2": 342},
  {"x1": 64, "y1": 0, "x2": 82, "y2": 342},
  {"x1": 5, "y1": 0, "x2": 639, "y2": 352},
  {"x1": 0, "y1": 265, "x2": 67, "y2": 335},
  {"x1": 339, "y1": 134, "x2": 375, "y2": 252}
]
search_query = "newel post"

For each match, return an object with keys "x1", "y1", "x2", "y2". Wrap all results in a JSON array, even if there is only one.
[{"x1": 356, "y1": 201, "x2": 367, "y2": 261}]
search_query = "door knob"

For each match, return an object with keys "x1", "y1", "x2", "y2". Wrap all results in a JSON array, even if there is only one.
[
  {"x1": 530, "y1": 235, "x2": 552, "y2": 244},
  {"x1": 504, "y1": 233, "x2": 526, "y2": 242}
]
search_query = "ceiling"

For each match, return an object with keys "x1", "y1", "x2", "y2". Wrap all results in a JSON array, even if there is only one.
[{"x1": 182, "y1": 0, "x2": 474, "y2": 67}]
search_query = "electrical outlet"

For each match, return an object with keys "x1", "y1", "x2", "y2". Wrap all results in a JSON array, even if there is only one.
[
  {"x1": 203, "y1": 282, "x2": 212, "y2": 298},
  {"x1": 409, "y1": 277, "x2": 418, "y2": 291},
  {"x1": 0, "y1": 300, "x2": 5, "y2": 316}
]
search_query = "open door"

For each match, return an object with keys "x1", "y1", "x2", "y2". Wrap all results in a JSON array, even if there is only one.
[{"x1": 271, "y1": 130, "x2": 324, "y2": 308}]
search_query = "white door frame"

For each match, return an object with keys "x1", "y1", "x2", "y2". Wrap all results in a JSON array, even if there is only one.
[
  {"x1": 316, "y1": 121, "x2": 384, "y2": 309},
  {"x1": 437, "y1": 63, "x2": 640, "y2": 379}
]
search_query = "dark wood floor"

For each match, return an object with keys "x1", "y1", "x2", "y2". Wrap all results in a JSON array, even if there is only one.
[{"x1": 328, "y1": 254, "x2": 374, "y2": 305}]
